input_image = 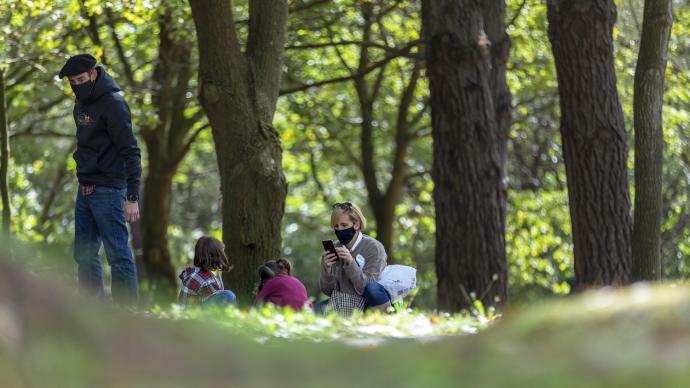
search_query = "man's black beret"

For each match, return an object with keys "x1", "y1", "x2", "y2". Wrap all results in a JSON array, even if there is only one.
[{"x1": 58, "y1": 54, "x2": 97, "y2": 78}]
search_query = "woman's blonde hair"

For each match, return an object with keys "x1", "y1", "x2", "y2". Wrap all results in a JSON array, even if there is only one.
[{"x1": 330, "y1": 202, "x2": 367, "y2": 230}]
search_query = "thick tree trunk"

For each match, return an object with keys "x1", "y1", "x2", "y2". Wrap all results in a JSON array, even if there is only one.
[
  {"x1": 423, "y1": 0, "x2": 508, "y2": 312},
  {"x1": 631, "y1": 0, "x2": 673, "y2": 281},
  {"x1": 547, "y1": 0, "x2": 633, "y2": 287},
  {"x1": 0, "y1": 68, "x2": 10, "y2": 237},
  {"x1": 189, "y1": 0, "x2": 288, "y2": 302}
]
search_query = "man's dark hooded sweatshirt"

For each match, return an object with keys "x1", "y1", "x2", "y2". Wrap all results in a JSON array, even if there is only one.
[{"x1": 72, "y1": 66, "x2": 141, "y2": 200}]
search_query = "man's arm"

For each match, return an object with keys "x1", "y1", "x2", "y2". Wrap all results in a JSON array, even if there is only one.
[{"x1": 104, "y1": 98, "x2": 141, "y2": 222}]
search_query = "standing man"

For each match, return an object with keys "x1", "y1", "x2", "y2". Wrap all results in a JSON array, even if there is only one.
[{"x1": 59, "y1": 54, "x2": 141, "y2": 304}]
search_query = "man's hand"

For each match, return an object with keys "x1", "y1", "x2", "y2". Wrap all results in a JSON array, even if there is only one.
[{"x1": 125, "y1": 201, "x2": 140, "y2": 223}]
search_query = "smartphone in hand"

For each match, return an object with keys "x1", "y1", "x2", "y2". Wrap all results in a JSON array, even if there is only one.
[{"x1": 322, "y1": 240, "x2": 338, "y2": 258}]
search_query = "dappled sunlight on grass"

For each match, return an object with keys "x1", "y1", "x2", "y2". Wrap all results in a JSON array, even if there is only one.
[{"x1": 148, "y1": 303, "x2": 496, "y2": 344}]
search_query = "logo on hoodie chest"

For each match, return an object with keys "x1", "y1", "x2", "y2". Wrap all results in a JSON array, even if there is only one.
[{"x1": 76, "y1": 113, "x2": 93, "y2": 126}]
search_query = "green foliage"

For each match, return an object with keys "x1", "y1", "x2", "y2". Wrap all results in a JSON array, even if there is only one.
[{"x1": 507, "y1": 189, "x2": 573, "y2": 301}]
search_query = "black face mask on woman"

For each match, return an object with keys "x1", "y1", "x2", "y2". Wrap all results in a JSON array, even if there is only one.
[
  {"x1": 71, "y1": 80, "x2": 95, "y2": 104},
  {"x1": 334, "y1": 227, "x2": 356, "y2": 246}
]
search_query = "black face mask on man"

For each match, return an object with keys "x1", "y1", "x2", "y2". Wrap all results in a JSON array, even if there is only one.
[
  {"x1": 334, "y1": 226, "x2": 357, "y2": 246},
  {"x1": 71, "y1": 80, "x2": 95, "y2": 104}
]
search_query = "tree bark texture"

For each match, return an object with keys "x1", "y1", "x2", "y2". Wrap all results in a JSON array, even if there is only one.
[
  {"x1": 423, "y1": 0, "x2": 508, "y2": 312},
  {"x1": 483, "y1": 0, "x2": 512, "y2": 195},
  {"x1": 631, "y1": 0, "x2": 673, "y2": 281},
  {"x1": 189, "y1": 0, "x2": 288, "y2": 302},
  {"x1": 547, "y1": 0, "x2": 633, "y2": 287}
]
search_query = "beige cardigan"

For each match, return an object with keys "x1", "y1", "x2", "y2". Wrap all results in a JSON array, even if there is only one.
[{"x1": 319, "y1": 233, "x2": 387, "y2": 296}]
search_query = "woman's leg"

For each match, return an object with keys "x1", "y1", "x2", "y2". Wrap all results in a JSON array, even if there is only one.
[
  {"x1": 313, "y1": 299, "x2": 329, "y2": 314},
  {"x1": 362, "y1": 282, "x2": 392, "y2": 312},
  {"x1": 206, "y1": 290, "x2": 237, "y2": 306}
]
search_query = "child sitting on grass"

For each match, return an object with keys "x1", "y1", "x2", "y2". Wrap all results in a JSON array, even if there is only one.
[
  {"x1": 178, "y1": 236, "x2": 235, "y2": 307},
  {"x1": 255, "y1": 258, "x2": 311, "y2": 311}
]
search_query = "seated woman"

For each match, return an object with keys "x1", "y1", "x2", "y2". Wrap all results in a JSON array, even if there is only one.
[
  {"x1": 317, "y1": 202, "x2": 391, "y2": 313},
  {"x1": 255, "y1": 258, "x2": 311, "y2": 310}
]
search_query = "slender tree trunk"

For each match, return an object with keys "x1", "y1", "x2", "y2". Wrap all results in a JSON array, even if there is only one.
[
  {"x1": 423, "y1": 0, "x2": 508, "y2": 312},
  {"x1": 137, "y1": 6, "x2": 205, "y2": 298},
  {"x1": 0, "y1": 68, "x2": 10, "y2": 238},
  {"x1": 189, "y1": 0, "x2": 288, "y2": 302},
  {"x1": 631, "y1": 0, "x2": 674, "y2": 281},
  {"x1": 353, "y1": 3, "x2": 421, "y2": 261},
  {"x1": 547, "y1": 0, "x2": 632, "y2": 288},
  {"x1": 129, "y1": 187, "x2": 146, "y2": 285},
  {"x1": 141, "y1": 156, "x2": 177, "y2": 294}
]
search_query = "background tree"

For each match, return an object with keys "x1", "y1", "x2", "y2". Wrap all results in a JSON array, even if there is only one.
[
  {"x1": 547, "y1": 0, "x2": 633, "y2": 288},
  {"x1": 138, "y1": 5, "x2": 206, "y2": 296},
  {"x1": 347, "y1": 2, "x2": 423, "y2": 261},
  {"x1": 423, "y1": 0, "x2": 509, "y2": 311},
  {"x1": 1, "y1": 67, "x2": 9, "y2": 237},
  {"x1": 188, "y1": 0, "x2": 289, "y2": 301},
  {"x1": 278, "y1": 0, "x2": 436, "y2": 304},
  {"x1": 631, "y1": 0, "x2": 674, "y2": 281},
  {"x1": 281, "y1": 1, "x2": 427, "y2": 261}
]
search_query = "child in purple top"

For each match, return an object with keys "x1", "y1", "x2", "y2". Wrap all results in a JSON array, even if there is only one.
[{"x1": 255, "y1": 258, "x2": 311, "y2": 311}]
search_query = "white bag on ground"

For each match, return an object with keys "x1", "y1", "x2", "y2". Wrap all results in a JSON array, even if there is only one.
[{"x1": 378, "y1": 265, "x2": 416, "y2": 300}]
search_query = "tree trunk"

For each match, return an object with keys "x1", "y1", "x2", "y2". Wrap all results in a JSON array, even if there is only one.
[
  {"x1": 547, "y1": 0, "x2": 633, "y2": 287},
  {"x1": 141, "y1": 157, "x2": 177, "y2": 295},
  {"x1": 0, "y1": 68, "x2": 10, "y2": 238},
  {"x1": 631, "y1": 0, "x2": 673, "y2": 281},
  {"x1": 129, "y1": 187, "x2": 146, "y2": 286},
  {"x1": 423, "y1": 0, "x2": 508, "y2": 312},
  {"x1": 353, "y1": 3, "x2": 421, "y2": 261},
  {"x1": 137, "y1": 6, "x2": 205, "y2": 299},
  {"x1": 484, "y1": 0, "x2": 512, "y2": 194},
  {"x1": 189, "y1": 0, "x2": 288, "y2": 303}
]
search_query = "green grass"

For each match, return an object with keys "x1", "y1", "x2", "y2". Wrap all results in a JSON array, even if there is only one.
[{"x1": 149, "y1": 303, "x2": 494, "y2": 343}]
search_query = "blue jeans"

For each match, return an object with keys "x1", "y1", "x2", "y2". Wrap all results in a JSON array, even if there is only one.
[
  {"x1": 74, "y1": 186, "x2": 138, "y2": 304},
  {"x1": 206, "y1": 290, "x2": 237, "y2": 306},
  {"x1": 362, "y1": 282, "x2": 391, "y2": 307},
  {"x1": 315, "y1": 282, "x2": 391, "y2": 313}
]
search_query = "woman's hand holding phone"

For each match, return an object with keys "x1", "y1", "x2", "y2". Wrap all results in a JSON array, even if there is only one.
[
  {"x1": 321, "y1": 251, "x2": 339, "y2": 272},
  {"x1": 321, "y1": 240, "x2": 339, "y2": 271}
]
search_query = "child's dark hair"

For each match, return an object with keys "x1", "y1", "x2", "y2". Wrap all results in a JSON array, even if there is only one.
[
  {"x1": 194, "y1": 236, "x2": 231, "y2": 272},
  {"x1": 257, "y1": 258, "x2": 292, "y2": 291}
]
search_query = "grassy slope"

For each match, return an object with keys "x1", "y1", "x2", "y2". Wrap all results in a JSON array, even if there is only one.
[{"x1": 1, "y1": 257, "x2": 690, "y2": 388}]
